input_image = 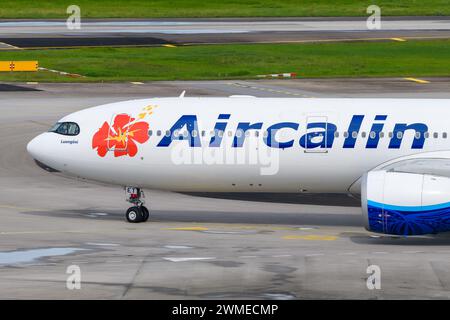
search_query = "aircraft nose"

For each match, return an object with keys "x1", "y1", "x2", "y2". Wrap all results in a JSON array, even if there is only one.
[
  {"x1": 27, "y1": 134, "x2": 61, "y2": 173},
  {"x1": 26, "y1": 135, "x2": 41, "y2": 160}
]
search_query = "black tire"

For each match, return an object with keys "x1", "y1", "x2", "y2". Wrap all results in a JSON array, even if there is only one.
[
  {"x1": 126, "y1": 206, "x2": 143, "y2": 223},
  {"x1": 141, "y1": 206, "x2": 149, "y2": 222}
]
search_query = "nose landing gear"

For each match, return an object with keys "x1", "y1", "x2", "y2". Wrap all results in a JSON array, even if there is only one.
[{"x1": 125, "y1": 187, "x2": 149, "y2": 223}]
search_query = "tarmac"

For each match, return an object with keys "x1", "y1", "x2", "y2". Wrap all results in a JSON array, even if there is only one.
[
  {"x1": 0, "y1": 17, "x2": 449, "y2": 49},
  {"x1": 1, "y1": 78, "x2": 450, "y2": 299}
]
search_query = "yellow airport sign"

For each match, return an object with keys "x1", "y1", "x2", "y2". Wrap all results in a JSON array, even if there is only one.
[
  {"x1": 0, "y1": 61, "x2": 38, "y2": 72},
  {"x1": 0, "y1": 61, "x2": 13, "y2": 71}
]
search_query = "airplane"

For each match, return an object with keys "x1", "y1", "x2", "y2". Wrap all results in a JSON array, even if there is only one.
[{"x1": 26, "y1": 96, "x2": 450, "y2": 236}]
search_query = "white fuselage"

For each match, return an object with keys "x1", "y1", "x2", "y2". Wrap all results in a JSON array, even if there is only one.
[{"x1": 27, "y1": 98, "x2": 450, "y2": 194}]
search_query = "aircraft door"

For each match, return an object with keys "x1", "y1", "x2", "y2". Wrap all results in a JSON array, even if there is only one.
[{"x1": 304, "y1": 115, "x2": 330, "y2": 153}]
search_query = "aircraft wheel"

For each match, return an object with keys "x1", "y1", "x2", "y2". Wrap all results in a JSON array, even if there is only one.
[
  {"x1": 141, "y1": 206, "x2": 150, "y2": 222},
  {"x1": 126, "y1": 206, "x2": 143, "y2": 223}
]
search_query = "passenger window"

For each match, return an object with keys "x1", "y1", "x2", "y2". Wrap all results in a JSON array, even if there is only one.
[
  {"x1": 379, "y1": 132, "x2": 384, "y2": 138},
  {"x1": 148, "y1": 130, "x2": 153, "y2": 136},
  {"x1": 396, "y1": 131, "x2": 403, "y2": 139},
  {"x1": 343, "y1": 131, "x2": 348, "y2": 138},
  {"x1": 352, "y1": 131, "x2": 358, "y2": 139},
  {"x1": 157, "y1": 130, "x2": 162, "y2": 136},
  {"x1": 361, "y1": 132, "x2": 366, "y2": 138},
  {"x1": 334, "y1": 131, "x2": 339, "y2": 138},
  {"x1": 443, "y1": 132, "x2": 448, "y2": 139},
  {"x1": 424, "y1": 132, "x2": 430, "y2": 139},
  {"x1": 433, "y1": 132, "x2": 438, "y2": 139}
]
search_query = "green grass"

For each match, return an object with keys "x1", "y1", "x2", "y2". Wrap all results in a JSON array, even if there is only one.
[
  {"x1": 0, "y1": 0, "x2": 449, "y2": 18},
  {"x1": 0, "y1": 40, "x2": 449, "y2": 82}
]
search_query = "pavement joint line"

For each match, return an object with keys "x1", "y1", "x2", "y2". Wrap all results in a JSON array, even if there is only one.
[
  {"x1": 166, "y1": 223, "x2": 312, "y2": 231},
  {"x1": 283, "y1": 235, "x2": 338, "y2": 241},
  {"x1": 164, "y1": 226, "x2": 209, "y2": 231},
  {"x1": 86, "y1": 242, "x2": 120, "y2": 247},
  {"x1": 121, "y1": 247, "x2": 156, "y2": 298},
  {"x1": 305, "y1": 253, "x2": 324, "y2": 257},
  {"x1": 226, "y1": 82, "x2": 300, "y2": 96},
  {"x1": 404, "y1": 77, "x2": 430, "y2": 84},
  {"x1": 163, "y1": 257, "x2": 215, "y2": 262},
  {"x1": 0, "y1": 230, "x2": 95, "y2": 235},
  {"x1": 0, "y1": 204, "x2": 41, "y2": 211}
]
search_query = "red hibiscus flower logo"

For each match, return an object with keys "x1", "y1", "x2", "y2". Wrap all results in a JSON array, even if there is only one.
[{"x1": 92, "y1": 114, "x2": 149, "y2": 157}]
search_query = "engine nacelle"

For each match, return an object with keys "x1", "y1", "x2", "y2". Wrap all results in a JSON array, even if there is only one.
[{"x1": 362, "y1": 171, "x2": 450, "y2": 235}]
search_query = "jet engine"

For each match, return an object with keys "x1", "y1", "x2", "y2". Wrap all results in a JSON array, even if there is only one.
[{"x1": 361, "y1": 171, "x2": 450, "y2": 235}]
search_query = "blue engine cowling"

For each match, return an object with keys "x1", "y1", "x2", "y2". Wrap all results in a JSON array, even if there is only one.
[{"x1": 361, "y1": 171, "x2": 450, "y2": 235}]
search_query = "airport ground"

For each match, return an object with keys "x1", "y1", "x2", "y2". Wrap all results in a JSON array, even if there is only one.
[
  {"x1": 1, "y1": 79, "x2": 450, "y2": 299},
  {"x1": 1, "y1": 6, "x2": 450, "y2": 299},
  {"x1": 0, "y1": 17, "x2": 448, "y2": 82},
  {"x1": 1, "y1": 40, "x2": 450, "y2": 82}
]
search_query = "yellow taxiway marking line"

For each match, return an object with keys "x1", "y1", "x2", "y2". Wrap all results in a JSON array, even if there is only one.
[
  {"x1": 403, "y1": 77, "x2": 430, "y2": 84},
  {"x1": 182, "y1": 35, "x2": 450, "y2": 46},
  {"x1": 163, "y1": 44, "x2": 177, "y2": 48},
  {"x1": 283, "y1": 235, "x2": 338, "y2": 241},
  {"x1": 165, "y1": 226, "x2": 209, "y2": 231},
  {"x1": 391, "y1": 37, "x2": 407, "y2": 42},
  {"x1": 26, "y1": 82, "x2": 39, "y2": 84}
]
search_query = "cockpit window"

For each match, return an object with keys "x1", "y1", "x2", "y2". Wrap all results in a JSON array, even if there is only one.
[{"x1": 49, "y1": 122, "x2": 80, "y2": 136}]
